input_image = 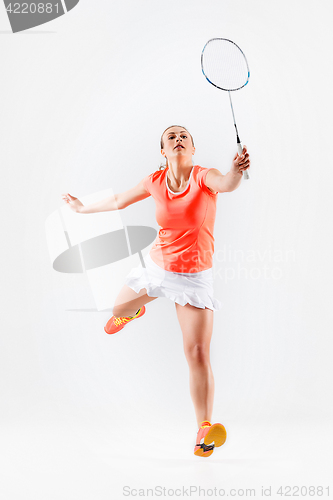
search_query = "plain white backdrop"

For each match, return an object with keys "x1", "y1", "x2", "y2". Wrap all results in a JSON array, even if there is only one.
[{"x1": 1, "y1": 0, "x2": 332, "y2": 498}]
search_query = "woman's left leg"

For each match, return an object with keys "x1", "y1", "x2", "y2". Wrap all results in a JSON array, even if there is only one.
[{"x1": 175, "y1": 302, "x2": 215, "y2": 427}]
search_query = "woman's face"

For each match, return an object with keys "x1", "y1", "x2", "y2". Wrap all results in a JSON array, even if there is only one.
[{"x1": 161, "y1": 126, "x2": 195, "y2": 163}]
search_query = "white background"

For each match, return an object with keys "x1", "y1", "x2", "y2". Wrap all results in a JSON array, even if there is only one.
[{"x1": 1, "y1": 0, "x2": 332, "y2": 498}]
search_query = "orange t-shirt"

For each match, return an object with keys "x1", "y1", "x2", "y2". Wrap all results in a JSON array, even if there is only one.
[{"x1": 142, "y1": 165, "x2": 219, "y2": 273}]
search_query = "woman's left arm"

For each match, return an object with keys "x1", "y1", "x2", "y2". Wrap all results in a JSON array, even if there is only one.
[{"x1": 205, "y1": 146, "x2": 251, "y2": 193}]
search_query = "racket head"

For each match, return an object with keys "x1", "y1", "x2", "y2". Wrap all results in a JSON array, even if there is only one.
[{"x1": 201, "y1": 38, "x2": 250, "y2": 91}]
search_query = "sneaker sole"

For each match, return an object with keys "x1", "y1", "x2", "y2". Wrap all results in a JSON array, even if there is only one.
[
  {"x1": 194, "y1": 445, "x2": 215, "y2": 457},
  {"x1": 204, "y1": 423, "x2": 227, "y2": 447},
  {"x1": 194, "y1": 448, "x2": 214, "y2": 457},
  {"x1": 104, "y1": 326, "x2": 124, "y2": 335}
]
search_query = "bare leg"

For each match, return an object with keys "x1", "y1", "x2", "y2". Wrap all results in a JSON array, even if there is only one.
[
  {"x1": 175, "y1": 303, "x2": 215, "y2": 427},
  {"x1": 112, "y1": 284, "x2": 158, "y2": 318}
]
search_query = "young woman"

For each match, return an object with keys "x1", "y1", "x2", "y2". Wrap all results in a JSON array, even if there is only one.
[{"x1": 62, "y1": 125, "x2": 250, "y2": 458}]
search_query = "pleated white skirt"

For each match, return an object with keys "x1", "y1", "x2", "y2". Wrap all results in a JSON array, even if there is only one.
[{"x1": 124, "y1": 253, "x2": 222, "y2": 311}]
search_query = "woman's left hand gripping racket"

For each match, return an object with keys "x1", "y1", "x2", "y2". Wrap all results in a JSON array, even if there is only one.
[{"x1": 201, "y1": 38, "x2": 251, "y2": 180}]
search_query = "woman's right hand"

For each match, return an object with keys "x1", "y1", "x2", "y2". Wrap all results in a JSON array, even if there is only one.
[{"x1": 61, "y1": 193, "x2": 84, "y2": 213}]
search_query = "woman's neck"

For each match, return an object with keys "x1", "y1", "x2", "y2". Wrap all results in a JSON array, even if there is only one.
[{"x1": 167, "y1": 160, "x2": 194, "y2": 186}]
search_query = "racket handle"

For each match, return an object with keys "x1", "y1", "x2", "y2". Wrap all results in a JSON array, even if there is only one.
[{"x1": 237, "y1": 142, "x2": 250, "y2": 180}]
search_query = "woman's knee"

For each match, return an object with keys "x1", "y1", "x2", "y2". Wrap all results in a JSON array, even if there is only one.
[
  {"x1": 112, "y1": 288, "x2": 158, "y2": 318},
  {"x1": 184, "y1": 343, "x2": 210, "y2": 366}
]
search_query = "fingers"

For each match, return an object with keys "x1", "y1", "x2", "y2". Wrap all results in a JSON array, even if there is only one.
[
  {"x1": 236, "y1": 146, "x2": 248, "y2": 159},
  {"x1": 239, "y1": 155, "x2": 250, "y2": 166},
  {"x1": 237, "y1": 154, "x2": 249, "y2": 165},
  {"x1": 237, "y1": 148, "x2": 250, "y2": 170},
  {"x1": 61, "y1": 193, "x2": 75, "y2": 204},
  {"x1": 239, "y1": 159, "x2": 250, "y2": 170},
  {"x1": 61, "y1": 194, "x2": 69, "y2": 203}
]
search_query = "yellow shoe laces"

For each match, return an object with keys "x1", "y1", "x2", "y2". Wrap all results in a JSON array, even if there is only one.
[
  {"x1": 113, "y1": 316, "x2": 131, "y2": 327},
  {"x1": 113, "y1": 309, "x2": 140, "y2": 327}
]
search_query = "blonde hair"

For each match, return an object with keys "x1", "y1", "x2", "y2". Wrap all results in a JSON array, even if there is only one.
[{"x1": 159, "y1": 125, "x2": 194, "y2": 170}]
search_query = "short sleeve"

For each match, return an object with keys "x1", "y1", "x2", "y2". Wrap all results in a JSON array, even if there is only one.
[
  {"x1": 142, "y1": 169, "x2": 165, "y2": 196},
  {"x1": 142, "y1": 173, "x2": 152, "y2": 194},
  {"x1": 197, "y1": 167, "x2": 219, "y2": 197}
]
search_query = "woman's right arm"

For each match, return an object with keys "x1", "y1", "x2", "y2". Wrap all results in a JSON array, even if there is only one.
[{"x1": 62, "y1": 178, "x2": 150, "y2": 214}]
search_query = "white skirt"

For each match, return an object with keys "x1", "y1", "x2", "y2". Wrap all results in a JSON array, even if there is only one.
[{"x1": 124, "y1": 253, "x2": 222, "y2": 311}]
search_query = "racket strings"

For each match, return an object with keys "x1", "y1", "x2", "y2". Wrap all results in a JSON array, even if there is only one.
[{"x1": 202, "y1": 39, "x2": 249, "y2": 91}]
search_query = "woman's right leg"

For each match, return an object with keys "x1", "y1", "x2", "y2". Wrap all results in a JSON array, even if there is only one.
[{"x1": 112, "y1": 285, "x2": 158, "y2": 318}]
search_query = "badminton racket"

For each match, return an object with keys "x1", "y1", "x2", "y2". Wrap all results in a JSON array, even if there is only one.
[{"x1": 201, "y1": 38, "x2": 250, "y2": 180}]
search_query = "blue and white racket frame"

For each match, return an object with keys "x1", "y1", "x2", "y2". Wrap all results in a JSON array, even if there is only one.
[{"x1": 201, "y1": 38, "x2": 250, "y2": 180}]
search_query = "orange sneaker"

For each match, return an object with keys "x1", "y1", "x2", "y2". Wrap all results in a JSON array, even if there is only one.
[
  {"x1": 194, "y1": 420, "x2": 227, "y2": 457},
  {"x1": 104, "y1": 306, "x2": 146, "y2": 335}
]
